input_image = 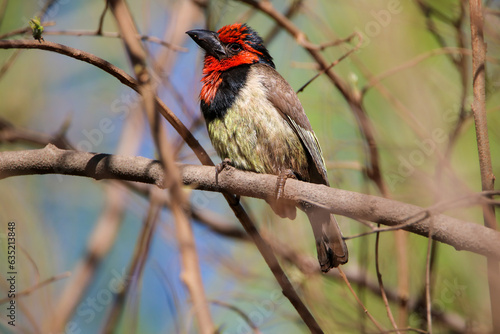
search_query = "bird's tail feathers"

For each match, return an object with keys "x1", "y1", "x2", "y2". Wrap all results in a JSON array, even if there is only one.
[{"x1": 307, "y1": 208, "x2": 348, "y2": 272}]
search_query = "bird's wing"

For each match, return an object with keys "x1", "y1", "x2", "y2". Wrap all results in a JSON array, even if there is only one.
[{"x1": 256, "y1": 64, "x2": 329, "y2": 186}]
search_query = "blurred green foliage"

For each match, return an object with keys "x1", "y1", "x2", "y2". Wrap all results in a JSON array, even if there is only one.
[{"x1": 0, "y1": 0, "x2": 499, "y2": 333}]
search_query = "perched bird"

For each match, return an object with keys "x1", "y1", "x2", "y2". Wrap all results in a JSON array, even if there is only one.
[{"x1": 187, "y1": 23, "x2": 348, "y2": 272}]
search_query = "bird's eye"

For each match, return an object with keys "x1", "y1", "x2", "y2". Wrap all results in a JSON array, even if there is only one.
[{"x1": 229, "y1": 43, "x2": 242, "y2": 52}]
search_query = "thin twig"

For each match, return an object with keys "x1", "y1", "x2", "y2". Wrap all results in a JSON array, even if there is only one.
[
  {"x1": 42, "y1": 29, "x2": 188, "y2": 51},
  {"x1": 425, "y1": 218, "x2": 434, "y2": 333},
  {"x1": 102, "y1": 188, "x2": 161, "y2": 333},
  {"x1": 0, "y1": 49, "x2": 21, "y2": 81},
  {"x1": 413, "y1": 1, "x2": 472, "y2": 165},
  {"x1": 337, "y1": 267, "x2": 385, "y2": 332},
  {"x1": 96, "y1": 0, "x2": 109, "y2": 35},
  {"x1": 0, "y1": 0, "x2": 8, "y2": 31},
  {"x1": 394, "y1": 228, "x2": 409, "y2": 329},
  {"x1": 303, "y1": 32, "x2": 360, "y2": 51},
  {"x1": 361, "y1": 47, "x2": 476, "y2": 95},
  {"x1": 128, "y1": 183, "x2": 249, "y2": 241},
  {"x1": 414, "y1": 0, "x2": 455, "y2": 62},
  {"x1": 449, "y1": 0, "x2": 470, "y2": 153},
  {"x1": 297, "y1": 32, "x2": 362, "y2": 94},
  {"x1": 38, "y1": 0, "x2": 58, "y2": 19},
  {"x1": 264, "y1": 0, "x2": 303, "y2": 44},
  {"x1": 0, "y1": 22, "x2": 186, "y2": 51},
  {"x1": 154, "y1": 0, "x2": 203, "y2": 73},
  {"x1": 0, "y1": 272, "x2": 71, "y2": 303},
  {"x1": 375, "y1": 228, "x2": 400, "y2": 333},
  {"x1": 210, "y1": 300, "x2": 262, "y2": 334},
  {"x1": 0, "y1": 21, "x2": 55, "y2": 39}
]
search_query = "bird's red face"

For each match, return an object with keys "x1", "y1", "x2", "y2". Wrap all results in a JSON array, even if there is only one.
[{"x1": 187, "y1": 24, "x2": 274, "y2": 104}]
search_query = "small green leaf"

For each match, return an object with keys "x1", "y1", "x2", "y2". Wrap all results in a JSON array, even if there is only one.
[{"x1": 29, "y1": 17, "x2": 44, "y2": 42}]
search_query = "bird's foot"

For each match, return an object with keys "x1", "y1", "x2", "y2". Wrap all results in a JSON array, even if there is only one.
[
  {"x1": 215, "y1": 158, "x2": 232, "y2": 186},
  {"x1": 275, "y1": 169, "x2": 298, "y2": 201}
]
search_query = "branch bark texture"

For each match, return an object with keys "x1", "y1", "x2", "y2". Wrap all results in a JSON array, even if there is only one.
[
  {"x1": 1, "y1": 145, "x2": 499, "y2": 261},
  {"x1": 469, "y1": 0, "x2": 500, "y2": 330}
]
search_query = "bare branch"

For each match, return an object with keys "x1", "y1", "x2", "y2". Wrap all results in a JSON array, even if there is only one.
[
  {"x1": 96, "y1": 0, "x2": 109, "y2": 35},
  {"x1": 469, "y1": 0, "x2": 500, "y2": 331},
  {"x1": 45, "y1": 29, "x2": 187, "y2": 51},
  {"x1": 0, "y1": 272, "x2": 71, "y2": 304},
  {"x1": 375, "y1": 229, "x2": 400, "y2": 333},
  {"x1": 1, "y1": 145, "x2": 500, "y2": 261},
  {"x1": 107, "y1": 0, "x2": 215, "y2": 331},
  {"x1": 210, "y1": 300, "x2": 262, "y2": 334},
  {"x1": 0, "y1": 21, "x2": 55, "y2": 40},
  {"x1": 425, "y1": 219, "x2": 434, "y2": 333},
  {"x1": 264, "y1": 0, "x2": 303, "y2": 43},
  {"x1": 361, "y1": 47, "x2": 474, "y2": 95},
  {"x1": 337, "y1": 267, "x2": 385, "y2": 331},
  {"x1": 297, "y1": 32, "x2": 362, "y2": 94},
  {"x1": 103, "y1": 187, "x2": 161, "y2": 333},
  {"x1": 0, "y1": 0, "x2": 8, "y2": 30}
]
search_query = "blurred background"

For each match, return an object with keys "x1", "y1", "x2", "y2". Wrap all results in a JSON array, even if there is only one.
[{"x1": 0, "y1": 0, "x2": 499, "y2": 333}]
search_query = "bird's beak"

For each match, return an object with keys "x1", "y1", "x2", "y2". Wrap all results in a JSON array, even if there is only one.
[{"x1": 186, "y1": 29, "x2": 227, "y2": 59}]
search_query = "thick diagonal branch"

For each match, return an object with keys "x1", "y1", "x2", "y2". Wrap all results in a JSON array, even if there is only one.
[{"x1": 106, "y1": 0, "x2": 215, "y2": 332}]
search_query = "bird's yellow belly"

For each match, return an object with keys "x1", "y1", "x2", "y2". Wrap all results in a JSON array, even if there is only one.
[{"x1": 206, "y1": 77, "x2": 308, "y2": 178}]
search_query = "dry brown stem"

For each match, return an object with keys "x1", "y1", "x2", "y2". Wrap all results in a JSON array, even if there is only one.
[
  {"x1": 107, "y1": 0, "x2": 215, "y2": 331},
  {"x1": 469, "y1": 0, "x2": 500, "y2": 331}
]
